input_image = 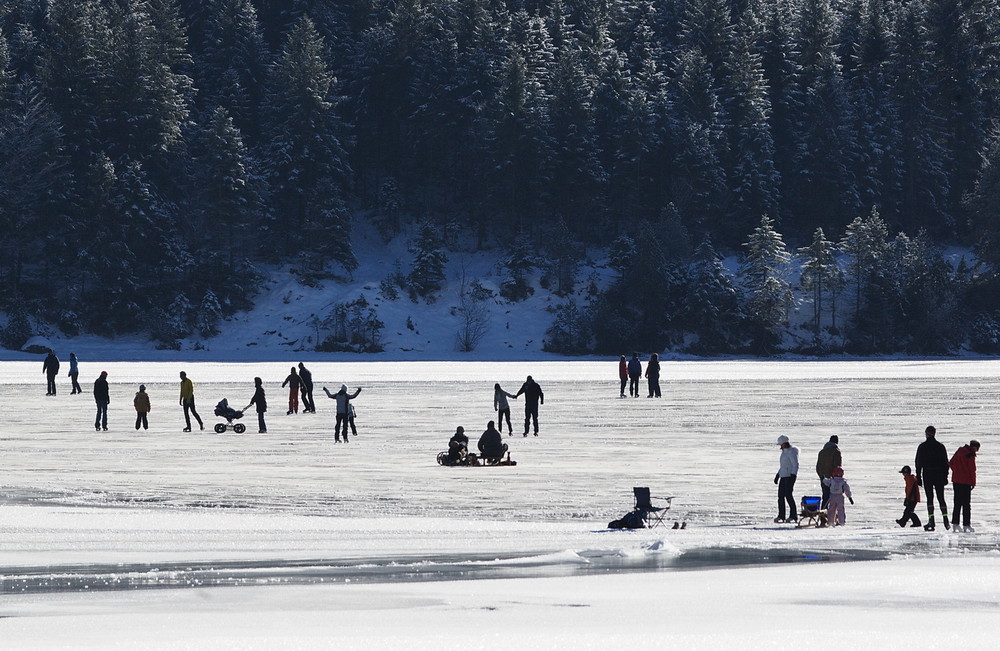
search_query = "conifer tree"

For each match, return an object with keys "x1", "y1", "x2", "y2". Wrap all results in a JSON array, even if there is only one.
[
  {"x1": 740, "y1": 215, "x2": 791, "y2": 352},
  {"x1": 408, "y1": 221, "x2": 448, "y2": 300},
  {"x1": 798, "y1": 227, "x2": 842, "y2": 341}
]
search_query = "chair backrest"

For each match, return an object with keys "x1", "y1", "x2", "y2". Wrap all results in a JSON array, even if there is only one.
[
  {"x1": 633, "y1": 487, "x2": 653, "y2": 510},
  {"x1": 801, "y1": 495, "x2": 822, "y2": 512}
]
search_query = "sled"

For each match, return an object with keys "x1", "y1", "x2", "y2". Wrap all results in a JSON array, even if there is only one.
[
  {"x1": 437, "y1": 451, "x2": 516, "y2": 466},
  {"x1": 797, "y1": 495, "x2": 828, "y2": 528}
]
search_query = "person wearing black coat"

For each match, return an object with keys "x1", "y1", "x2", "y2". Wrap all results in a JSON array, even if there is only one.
[
  {"x1": 448, "y1": 426, "x2": 469, "y2": 464},
  {"x1": 477, "y1": 421, "x2": 508, "y2": 462},
  {"x1": 515, "y1": 375, "x2": 544, "y2": 437},
  {"x1": 43, "y1": 350, "x2": 60, "y2": 396},
  {"x1": 298, "y1": 363, "x2": 315, "y2": 413},
  {"x1": 245, "y1": 377, "x2": 267, "y2": 433},
  {"x1": 915, "y1": 425, "x2": 950, "y2": 531},
  {"x1": 93, "y1": 371, "x2": 110, "y2": 431}
]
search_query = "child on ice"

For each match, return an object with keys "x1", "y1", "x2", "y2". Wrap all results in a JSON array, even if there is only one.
[
  {"x1": 823, "y1": 467, "x2": 854, "y2": 526},
  {"x1": 896, "y1": 465, "x2": 922, "y2": 528}
]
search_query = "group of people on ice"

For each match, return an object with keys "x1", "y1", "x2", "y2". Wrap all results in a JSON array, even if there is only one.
[
  {"x1": 40, "y1": 351, "x2": 362, "y2": 439},
  {"x1": 618, "y1": 353, "x2": 661, "y2": 398},
  {"x1": 774, "y1": 425, "x2": 981, "y2": 531}
]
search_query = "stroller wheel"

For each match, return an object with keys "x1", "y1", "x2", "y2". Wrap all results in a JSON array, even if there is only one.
[
  {"x1": 214, "y1": 423, "x2": 227, "y2": 434},
  {"x1": 233, "y1": 423, "x2": 246, "y2": 434}
]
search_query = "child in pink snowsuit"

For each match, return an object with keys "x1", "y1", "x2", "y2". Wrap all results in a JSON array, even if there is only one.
[{"x1": 823, "y1": 467, "x2": 854, "y2": 526}]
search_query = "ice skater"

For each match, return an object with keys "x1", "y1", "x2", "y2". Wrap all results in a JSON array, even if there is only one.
[
  {"x1": 515, "y1": 375, "x2": 544, "y2": 436},
  {"x1": 43, "y1": 349, "x2": 59, "y2": 396},
  {"x1": 282, "y1": 366, "x2": 300, "y2": 414},
  {"x1": 949, "y1": 439, "x2": 980, "y2": 532},
  {"x1": 896, "y1": 465, "x2": 922, "y2": 528},
  {"x1": 915, "y1": 425, "x2": 950, "y2": 531},
  {"x1": 94, "y1": 371, "x2": 110, "y2": 431},
  {"x1": 298, "y1": 363, "x2": 315, "y2": 413},
  {"x1": 178, "y1": 371, "x2": 204, "y2": 432},
  {"x1": 244, "y1": 377, "x2": 267, "y2": 433},
  {"x1": 774, "y1": 435, "x2": 798, "y2": 523},
  {"x1": 134, "y1": 384, "x2": 150, "y2": 431},
  {"x1": 323, "y1": 384, "x2": 361, "y2": 442},
  {"x1": 68, "y1": 352, "x2": 82, "y2": 394},
  {"x1": 822, "y1": 467, "x2": 854, "y2": 526},
  {"x1": 494, "y1": 383, "x2": 517, "y2": 435}
]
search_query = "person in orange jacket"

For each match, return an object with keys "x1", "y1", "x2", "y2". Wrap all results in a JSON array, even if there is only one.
[
  {"x1": 949, "y1": 439, "x2": 980, "y2": 532},
  {"x1": 896, "y1": 465, "x2": 921, "y2": 528}
]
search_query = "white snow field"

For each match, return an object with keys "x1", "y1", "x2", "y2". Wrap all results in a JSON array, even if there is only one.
[{"x1": 3, "y1": 359, "x2": 1000, "y2": 648}]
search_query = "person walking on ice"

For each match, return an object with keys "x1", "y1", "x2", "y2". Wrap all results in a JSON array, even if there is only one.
[
  {"x1": 896, "y1": 465, "x2": 922, "y2": 528},
  {"x1": 645, "y1": 353, "x2": 661, "y2": 398},
  {"x1": 915, "y1": 425, "x2": 950, "y2": 531},
  {"x1": 245, "y1": 377, "x2": 268, "y2": 433},
  {"x1": 282, "y1": 366, "x2": 300, "y2": 415},
  {"x1": 68, "y1": 352, "x2": 82, "y2": 394},
  {"x1": 298, "y1": 363, "x2": 315, "y2": 413},
  {"x1": 178, "y1": 371, "x2": 204, "y2": 432},
  {"x1": 43, "y1": 349, "x2": 60, "y2": 396},
  {"x1": 774, "y1": 435, "x2": 798, "y2": 523},
  {"x1": 627, "y1": 353, "x2": 642, "y2": 398},
  {"x1": 515, "y1": 375, "x2": 544, "y2": 437},
  {"x1": 94, "y1": 371, "x2": 110, "y2": 431},
  {"x1": 822, "y1": 467, "x2": 854, "y2": 526},
  {"x1": 323, "y1": 385, "x2": 361, "y2": 442},
  {"x1": 816, "y1": 435, "x2": 842, "y2": 510},
  {"x1": 949, "y1": 439, "x2": 980, "y2": 532},
  {"x1": 618, "y1": 355, "x2": 628, "y2": 398},
  {"x1": 134, "y1": 384, "x2": 151, "y2": 431},
  {"x1": 494, "y1": 383, "x2": 517, "y2": 435}
]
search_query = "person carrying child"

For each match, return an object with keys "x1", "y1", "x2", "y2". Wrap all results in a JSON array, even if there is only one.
[
  {"x1": 823, "y1": 466, "x2": 854, "y2": 526},
  {"x1": 896, "y1": 465, "x2": 922, "y2": 528}
]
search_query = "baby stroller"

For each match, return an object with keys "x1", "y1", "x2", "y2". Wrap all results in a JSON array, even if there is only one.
[
  {"x1": 213, "y1": 398, "x2": 246, "y2": 434},
  {"x1": 797, "y1": 495, "x2": 828, "y2": 528}
]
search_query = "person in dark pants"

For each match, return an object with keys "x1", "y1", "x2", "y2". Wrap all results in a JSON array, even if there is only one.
[
  {"x1": 949, "y1": 439, "x2": 980, "y2": 532},
  {"x1": 645, "y1": 353, "x2": 661, "y2": 398},
  {"x1": 815, "y1": 435, "x2": 842, "y2": 509},
  {"x1": 774, "y1": 435, "x2": 798, "y2": 523},
  {"x1": 447, "y1": 426, "x2": 469, "y2": 464},
  {"x1": 94, "y1": 371, "x2": 110, "y2": 431},
  {"x1": 68, "y1": 353, "x2": 82, "y2": 394},
  {"x1": 896, "y1": 465, "x2": 922, "y2": 528},
  {"x1": 134, "y1": 384, "x2": 150, "y2": 431},
  {"x1": 282, "y1": 366, "x2": 300, "y2": 415},
  {"x1": 245, "y1": 377, "x2": 267, "y2": 433},
  {"x1": 915, "y1": 425, "x2": 950, "y2": 531},
  {"x1": 618, "y1": 355, "x2": 628, "y2": 398},
  {"x1": 43, "y1": 350, "x2": 60, "y2": 396},
  {"x1": 298, "y1": 363, "x2": 315, "y2": 413},
  {"x1": 515, "y1": 375, "x2": 544, "y2": 436},
  {"x1": 178, "y1": 371, "x2": 204, "y2": 432},
  {"x1": 627, "y1": 353, "x2": 642, "y2": 398},
  {"x1": 494, "y1": 383, "x2": 517, "y2": 435},
  {"x1": 323, "y1": 385, "x2": 361, "y2": 442},
  {"x1": 477, "y1": 421, "x2": 509, "y2": 463}
]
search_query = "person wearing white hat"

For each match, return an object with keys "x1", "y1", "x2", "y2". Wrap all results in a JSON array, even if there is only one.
[{"x1": 774, "y1": 435, "x2": 799, "y2": 523}]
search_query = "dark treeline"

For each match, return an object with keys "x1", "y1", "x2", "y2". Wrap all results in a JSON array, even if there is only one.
[{"x1": 1, "y1": 0, "x2": 1000, "y2": 354}]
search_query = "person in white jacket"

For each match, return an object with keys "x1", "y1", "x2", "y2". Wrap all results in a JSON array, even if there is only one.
[{"x1": 774, "y1": 435, "x2": 799, "y2": 523}]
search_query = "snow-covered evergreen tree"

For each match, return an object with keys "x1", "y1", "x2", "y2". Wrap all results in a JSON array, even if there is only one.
[
  {"x1": 798, "y1": 227, "x2": 842, "y2": 342},
  {"x1": 839, "y1": 207, "x2": 889, "y2": 352},
  {"x1": 408, "y1": 221, "x2": 448, "y2": 300},
  {"x1": 195, "y1": 289, "x2": 223, "y2": 338},
  {"x1": 740, "y1": 215, "x2": 791, "y2": 353},
  {"x1": 686, "y1": 238, "x2": 742, "y2": 354}
]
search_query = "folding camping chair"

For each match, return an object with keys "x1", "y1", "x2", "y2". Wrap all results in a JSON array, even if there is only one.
[
  {"x1": 633, "y1": 487, "x2": 673, "y2": 529},
  {"x1": 797, "y1": 495, "x2": 828, "y2": 527}
]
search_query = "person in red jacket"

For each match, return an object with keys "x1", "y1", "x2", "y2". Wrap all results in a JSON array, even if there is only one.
[{"x1": 949, "y1": 439, "x2": 980, "y2": 532}]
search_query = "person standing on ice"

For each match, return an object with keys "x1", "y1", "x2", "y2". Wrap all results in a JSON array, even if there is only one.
[
  {"x1": 815, "y1": 435, "x2": 842, "y2": 509},
  {"x1": 949, "y1": 439, "x2": 980, "y2": 532},
  {"x1": 822, "y1": 467, "x2": 854, "y2": 526},
  {"x1": 178, "y1": 371, "x2": 204, "y2": 432},
  {"x1": 93, "y1": 371, "x2": 110, "y2": 431},
  {"x1": 245, "y1": 377, "x2": 267, "y2": 433},
  {"x1": 282, "y1": 366, "x2": 300, "y2": 415},
  {"x1": 774, "y1": 435, "x2": 799, "y2": 523},
  {"x1": 627, "y1": 353, "x2": 642, "y2": 398},
  {"x1": 42, "y1": 349, "x2": 60, "y2": 396},
  {"x1": 915, "y1": 425, "x2": 950, "y2": 531},
  {"x1": 298, "y1": 363, "x2": 315, "y2": 413},
  {"x1": 618, "y1": 355, "x2": 628, "y2": 398},
  {"x1": 645, "y1": 353, "x2": 661, "y2": 398},
  {"x1": 68, "y1": 352, "x2": 82, "y2": 394},
  {"x1": 133, "y1": 384, "x2": 151, "y2": 431},
  {"x1": 323, "y1": 384, "x2": 361, "y2": 442},
  {"x1": 896, "y1": 465, "x2": 922, "y2": 528},
  {"x1": 494, "y1": 383, "x2": 517, "y2": 435},
  {"x1": 515, "y1": 375, "x2": 544, "y2": 436}
]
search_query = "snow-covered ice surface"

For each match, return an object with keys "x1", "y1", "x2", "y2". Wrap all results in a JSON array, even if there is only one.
[{"x1": 3, "y1": 359, "x2": 1000, "y2": 648}]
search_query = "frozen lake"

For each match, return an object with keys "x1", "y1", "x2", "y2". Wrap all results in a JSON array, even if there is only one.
[{"x1": 2, "y1": 359, "x2": 1000, "y2": 647}]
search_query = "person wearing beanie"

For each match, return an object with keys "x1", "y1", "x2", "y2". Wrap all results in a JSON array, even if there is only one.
[
  {"x1": 774, "y1": 435, "x2": 799, "y2": 523},
  {"x1": 822, "y1": 467, "x2": 854, "y2": 526},
  {"x1": 949, "y1": 439, "x2": 981, "y2": 532},
  {"x1": 133, "y1": 384, "x2": 151, "y2": 431},
  {"x1": 896, "y1": 465, "x2": 922, "y2": 527},
  {"x1": 915, "y1": 425, "x2": 950, "y2": 531},
  {"x1": 93, "y1": 371, "x2": 110, "y2": 431},
  {"x1": 323, "y1": 384, "x2": 362, "y2": 442},
  {"x1": 244, "y1": 377, "x2": 267, "y2": 434},
  {"x1": 816, "y1": 435, "x2": 842, "y2": 510}
]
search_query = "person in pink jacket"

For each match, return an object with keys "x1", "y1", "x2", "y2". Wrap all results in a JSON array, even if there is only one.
[
  {"x1": 822, "y1": 467, "x2": 854, "y2": 526},
  {"x1": 949, "y1": 439, "x2": 980, "y2": 532}
]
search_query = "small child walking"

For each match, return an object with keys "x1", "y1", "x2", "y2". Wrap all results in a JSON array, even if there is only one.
[
  {"x1": 822, "y1": 467, "x2": 854, "y2": 526},
  {"x1": 896, "y1": 465, "x2": 922, "y2": 528},
  {"x1": 134, "y1": 384, "x2": 151, "y2": 431}
]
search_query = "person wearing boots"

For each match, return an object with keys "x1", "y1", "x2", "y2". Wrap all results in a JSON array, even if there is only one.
[
  {"x1": 949, "y1": 439, "x2": 980, "y2": 532},
  {"x1": 774, "y1": 435, "x2": 799, "y2": 523},
  {"x1": 134, "y1": 384, "x2": 151, "y2": 431},
  {"x1": 896, "y1": 465, "x2": 922, "y2": 528},
  {"x1": 816, "y1": 435, "x2": 842, "y2": 509}
]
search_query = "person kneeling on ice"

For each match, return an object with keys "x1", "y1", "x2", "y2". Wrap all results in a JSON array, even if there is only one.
[
  {"x1": 478, "y1": 421, "x2": 508, "y2": 464},
  {"x1": 447, "y1": 426, "x2": 469, "y2": 465},
  {"x1": 774, "y1": 435, "x2": 799, "y2": 523},
  {"x1": 823, "y1": 467, "x2": 854, "y2": 526}
]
